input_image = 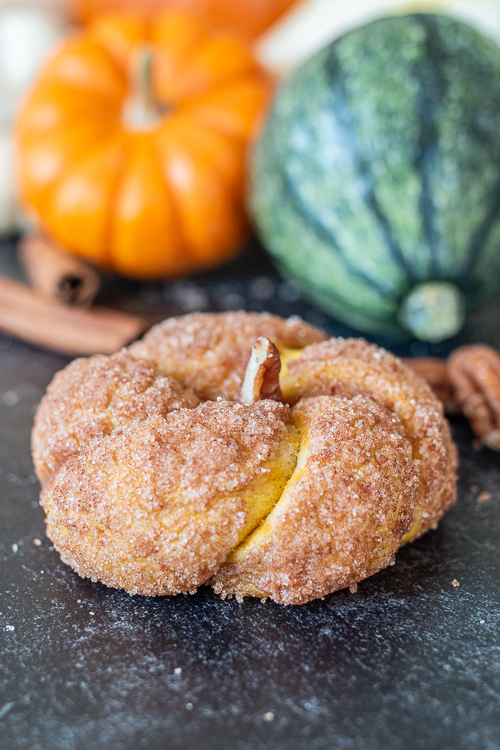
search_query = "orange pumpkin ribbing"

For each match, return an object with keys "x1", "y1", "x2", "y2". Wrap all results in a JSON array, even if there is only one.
[
  {"x1": 72, "y1": 0, "x2": 297, "y2": 41},
  {"x1": 16, "y1": 11, "x2": 270, "y2": 279}
]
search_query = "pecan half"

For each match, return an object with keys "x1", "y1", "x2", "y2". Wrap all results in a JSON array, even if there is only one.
[
  {"x1": 448, "y1": 344, "x2": 500, "y2": 451},
  {"x1": 403, "y1": 357, "x2": 458, "y2": 414},
  {"x1": 241, "y1": 337, "x2": 283, "y2": 405}
]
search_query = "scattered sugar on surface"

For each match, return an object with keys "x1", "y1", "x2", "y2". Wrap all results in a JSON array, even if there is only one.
[
  {"x1": 2, "y1": 390, "x2": 19, "y2": 407},
  {"x1": 0, "y1": 703, "x2": 14, "y2": 721},
  {"x1": 477, "y1": 492, "x2": 491, "y2": 503}
]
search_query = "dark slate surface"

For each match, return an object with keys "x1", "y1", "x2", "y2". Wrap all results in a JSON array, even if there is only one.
[{"x1": 1, "y1": 237, "x2": 500, "y2": 750}]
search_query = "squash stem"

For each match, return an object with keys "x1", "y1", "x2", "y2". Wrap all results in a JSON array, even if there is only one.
[
  {"x1": 123, "y1": 44, "x2": 162, "y2": 131},
  {"x1": 398, "y1": 281, "x2": 466, "y2": 342}
]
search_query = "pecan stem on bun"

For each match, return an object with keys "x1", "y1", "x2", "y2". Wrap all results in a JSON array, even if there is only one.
[{"x1": 241, "y1": 337, "x2": 283, "y2": 405}]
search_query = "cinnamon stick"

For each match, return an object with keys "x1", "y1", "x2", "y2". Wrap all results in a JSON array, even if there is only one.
[
  {"x1": 19, "y1": 235, "x2": 100, "y2": 308},
  {"x1": 0, "y1": 274, "x2": 148, "y2": 356}
]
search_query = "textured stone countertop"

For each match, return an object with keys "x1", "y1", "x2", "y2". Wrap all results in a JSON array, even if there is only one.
[{"x1": 1, "y1": 238, "x2": 500, "y2": 750}]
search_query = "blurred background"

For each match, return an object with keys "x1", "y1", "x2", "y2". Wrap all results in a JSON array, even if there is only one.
[{"x1": 1, "y1": 0, "x2": 500, "y2": 359}]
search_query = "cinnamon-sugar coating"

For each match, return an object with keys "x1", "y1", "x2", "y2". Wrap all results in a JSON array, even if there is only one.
[
  {"x1": 41, "y1": 400, "x2": 292, "y2": 596},
  {"x1": 129, "y1": 311, "x2": 326, "y2": 401},
  {"x1": 281, "y1": 339, "x2": 458, "y2": 541},
  {"x1": 32, "y1": 352, "x2": 200, "y2": 483},
  {"x1": 212, "y1": 395, "x2": 418, "y2": 605}
]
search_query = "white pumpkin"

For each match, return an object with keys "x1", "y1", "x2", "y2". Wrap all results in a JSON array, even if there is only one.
[
  {"x1": 0, "y1": 2, "x2": 68, "y2": 234},
  {"x1": 255, "y1": 0, "x2": 500, "y2": 77},
  {"x1": 0, "y1": 126, "x2": 17, "y2": 233}
]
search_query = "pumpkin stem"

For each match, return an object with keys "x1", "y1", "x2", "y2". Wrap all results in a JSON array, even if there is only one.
[
  {"x1": 123, "y1": 44, "x2": 161, "y2": 131},
  {"x1": 398, "y1": 281, "x2": 466, "y2": 342}
]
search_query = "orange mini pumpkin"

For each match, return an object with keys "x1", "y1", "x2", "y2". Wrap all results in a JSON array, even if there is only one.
[
  {"x1": 16, "y1": 11, "x2": 270, "y2": 279},
  {"x1": 72, "y1": 0, "x2": 297, "y2": 41}
]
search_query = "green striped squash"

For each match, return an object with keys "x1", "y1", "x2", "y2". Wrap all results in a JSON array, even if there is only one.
[{"x1": 249, "y1": 13, "x2": 500, "y2": 341}]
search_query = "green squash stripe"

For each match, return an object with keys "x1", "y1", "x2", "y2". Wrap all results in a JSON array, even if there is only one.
[
  {"x1": 413, "y1": 15, "x2": 450, "y2": 278},
  {"x1": 460, "y1": 156, "x2": 500, "y2": 281},
  {"x1": 280, "y1": 169, "x2": 397, "y2": 301},
  {"x1": 324, "y1": 46, "x2": 416, "y2": 282},
  {"x1": 250, "y1": 124, "x2": 399, "y2": 326},
  {"x1": 274, "y1": 256, "x2": 395, "y2": 327}
]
